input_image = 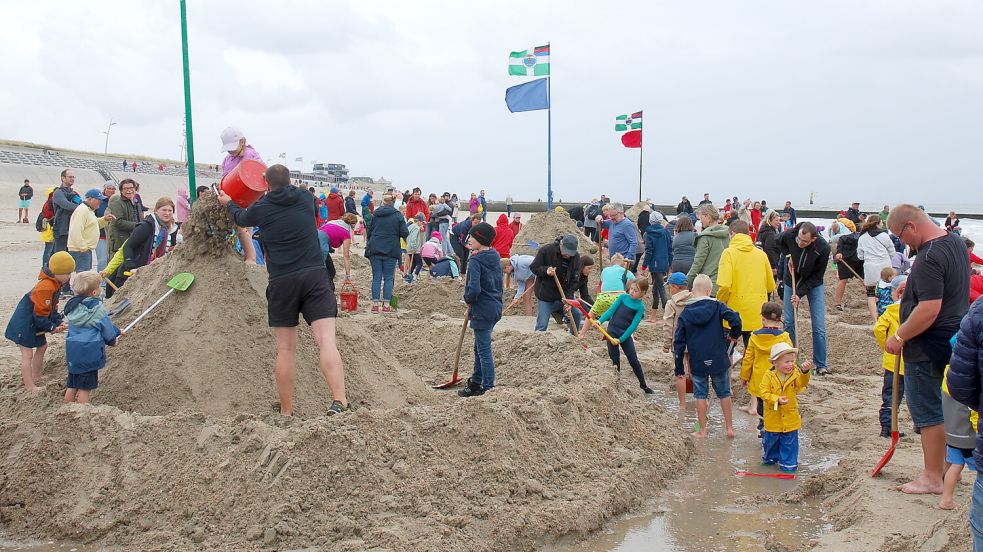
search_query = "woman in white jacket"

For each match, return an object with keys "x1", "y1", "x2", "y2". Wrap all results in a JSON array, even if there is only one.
[{"x1": 857, "y1": 214, "x2": 896, "y2": 323}]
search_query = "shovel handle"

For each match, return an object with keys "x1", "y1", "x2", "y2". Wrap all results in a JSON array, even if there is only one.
[
  {"x1": 104, "y1": 278, "x2": 119, "y2": 292},
  {"x1": 450, "y1": 308, "x2": 470, "y2": 382},
  {"x1": 551, "y1": 272, "x2": 578, "y2": 336},
  {"x1": 123, "y1": 288, "x2": 174, "y2": 333}
]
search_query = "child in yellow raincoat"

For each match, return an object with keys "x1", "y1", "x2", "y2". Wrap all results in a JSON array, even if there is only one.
[
  {"x1": 873, "y1": 275, "x2": 907, "y2": 438},
  {"x1": 757, "y1": 342, "x2": 813, "y2": 472},
  {"x1": 741, "y1": 302, "x2": 793, "y2": 434}
]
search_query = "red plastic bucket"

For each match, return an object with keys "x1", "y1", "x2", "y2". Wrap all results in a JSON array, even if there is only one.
[
  {"x1": 339, "y1": 282, "x2": 359, "y2": 313},
  {"x1": 221, "y1": 159, "x2": 268, "y2": 208}
]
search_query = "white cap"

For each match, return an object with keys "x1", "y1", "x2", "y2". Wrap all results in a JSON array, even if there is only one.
[{"x1": 220, "y1": 127, "x2": 244, "y2": 152}]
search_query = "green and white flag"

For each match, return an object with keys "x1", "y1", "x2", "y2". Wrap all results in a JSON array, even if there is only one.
[
  {"x1": 615, "y1": 112, "x2": 642, "y2": 132},
  {"x1": 509, "y1": 45, "x2": 550, "y2": 76}
]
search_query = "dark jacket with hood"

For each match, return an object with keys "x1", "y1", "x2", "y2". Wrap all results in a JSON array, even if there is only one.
[
  {"x1": 778, "y1": 223, "x2": 830, "y2": 298},
  {"x1": 947, "y1": 298, "x2": 983, "y2": 467},
  {"x1": 464, "y1": 248, "x2": 504, "y2": 331},
  {"x1": 676, "y1": 200, "x2": 693, "y2": 214},
  {"x1": 642, "y1": 222, "x2": 673, "y2": 273},
  {"x1": 344, "y1": 195, "x2": 357, "y2": 214},
  {"x1": 52, "y1": 186, "x2": 80, "y2": 238},
  {"x1": 365, "y1": 204, "x2": 409, "y2": 260},
  {"x1": 755, "y1": 225, "x2": 781, "y2": 269},
  {"x1": 673, "y1": 296, "x2": 742, "y2": 377},
  {"x1": 227, "y1": 185, "x2": 324, "y2": 281},
  {"x1": 119, "y1": 214, "x2": 172, "y2": 275},
  {"x1": 529, "y1": 239, "x2": 583, "y2": 302}
]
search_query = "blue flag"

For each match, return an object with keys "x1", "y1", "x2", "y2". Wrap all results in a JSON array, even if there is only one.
[{"x1": 505, "y1": 78, "x2": 549, "y2": 113}]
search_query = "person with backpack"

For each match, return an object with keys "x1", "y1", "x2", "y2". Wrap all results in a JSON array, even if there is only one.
[
  {"x1": 37, "y1": 187, "x2": 57, "y2": 269},
  {"x1": 583, "y1": 199, "x2": 602, "y2": 243},
  {"x1": 52, "y1": 169, "x2": 81, "y2": 254}
]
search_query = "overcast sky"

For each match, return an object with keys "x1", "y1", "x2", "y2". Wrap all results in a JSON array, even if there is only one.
[{"x1": 1, "y1": 1, "x2": 981, "y2": 206}]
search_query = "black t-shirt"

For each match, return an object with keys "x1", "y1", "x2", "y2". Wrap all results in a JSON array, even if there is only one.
[{"x1": 901, "y1": 232, "x2": 970, "y2": 363}]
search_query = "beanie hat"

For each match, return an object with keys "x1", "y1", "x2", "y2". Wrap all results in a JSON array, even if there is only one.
[
  {"x1": 430, "y1": 231, "x2": 442, "y2": 242},
  {"x1": 48, "y1": 251, "x2": 76, "y2": 275},
  {"x1": 469, "y1": 222, "x2": 495, "y2": 247}
]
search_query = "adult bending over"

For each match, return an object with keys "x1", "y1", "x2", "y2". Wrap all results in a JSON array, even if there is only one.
[
  {"x1": 218, "y1": 164, "x2": 350, "y2": 416},
  {"x1": 885, "y1": 204, "x2": 969, "y2": 495}
]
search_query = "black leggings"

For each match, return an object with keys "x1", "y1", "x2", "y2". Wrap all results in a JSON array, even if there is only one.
[
  {"x1": 408, "y1": 252, "x2": 423, "y2": 275},
  {"x1": 607, "y1": 337, "x2": 649, "y2": 389},
  {"x1": 651, "y1": 271, "x2": 668, "y2": 311}
]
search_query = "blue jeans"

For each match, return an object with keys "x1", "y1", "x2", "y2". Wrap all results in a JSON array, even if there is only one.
[
  {"x1": 470, "y1": 327, "x2": 495, "y2": 389},
  {"x1": 904, "y1": 359, "x2": 945, "y2": 429},
  {"x1": 95, "y1": 239, "x2": 108, "y2": 273},
  {"x1": 879, "y1": 370, "x2": 905, "y2": 434},
  {"x1": 439, "y1": 222, "x2": 452, "y2": 257},
  {"x1": 41, "y1": 241, "x2": 54, "y2": 269},
  {"x1": 762, "y1": 429, "x2": 800, "y2": 471},
  {"x1": 535, "y1": 299, "x2": 582, "y2": 332},
  {"x1": 972, "y1": 475, "x2": 983, "y2": 551},
  {"x1": 69, "y1": 250, "x2": 92, "y2": 273},
  {"x1": 782, "y1": 284, "x2": 827, "y2": 369},
  {"x1": 369, "y1": 256, "x2": 397, "y2": 302}
]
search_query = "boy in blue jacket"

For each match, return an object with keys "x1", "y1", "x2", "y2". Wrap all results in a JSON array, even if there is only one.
[
  {"x1": 63, "y1": 271, "x2": 121, "y2": 404},
  {"x1": 674, "y1": 274, "x2": 743, "y2": 438},
  {"x1": 459, "y1": 223, "x2": 503, "y2": 398}
]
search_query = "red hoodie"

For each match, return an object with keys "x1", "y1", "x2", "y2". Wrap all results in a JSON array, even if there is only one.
[
  {"x1": 405, "y1": 196, "x2": 429, "y2": 221},
  {"x1": 491, "y1": 214, "x2": 514, "y2": 258},
  {"x1": 508, "y1": 220, "x2": 522, "y2": 245},
  {"x1": 326, "y1": 192, "x2": 345, "y2": 221}
]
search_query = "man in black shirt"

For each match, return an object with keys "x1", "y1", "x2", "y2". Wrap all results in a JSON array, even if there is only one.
[
  {"x1": 219, "y1": 164, "x2": 351, "y2": 417},
  {"x1": 886, "y1": 204, "x2": 970, "y2": 495}
]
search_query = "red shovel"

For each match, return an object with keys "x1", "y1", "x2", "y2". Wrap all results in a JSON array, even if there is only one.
[
  {"x1": 736, "y1": 470, "x2": 796, "y2": 480},
  {"x1": 433, "y1": 308, "x2": 470, "y2": 389},
  {"x1": 871, "y1": 352, "x2": 903, "y2": 477}
]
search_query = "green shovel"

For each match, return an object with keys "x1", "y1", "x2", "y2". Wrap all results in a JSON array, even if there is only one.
[{"x1": 122, "y1": 272, "x2": 195, "y2": 333}]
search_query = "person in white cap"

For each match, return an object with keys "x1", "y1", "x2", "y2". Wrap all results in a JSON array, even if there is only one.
[{"x1": 220, "y1": 127, "x2": 262, "y2": 264}]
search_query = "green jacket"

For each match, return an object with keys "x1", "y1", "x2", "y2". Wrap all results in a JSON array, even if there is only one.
[
  {"x1": 107, "y1": 195, "x2": 142, "y2": 254},
  {"x1": 686, "y1": 224, "x2": 730, "y2": 294}
]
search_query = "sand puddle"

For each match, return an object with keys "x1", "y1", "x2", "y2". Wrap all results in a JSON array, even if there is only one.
[{"x1": 546, "y1": 386, "x2": 839, "y2": 551}]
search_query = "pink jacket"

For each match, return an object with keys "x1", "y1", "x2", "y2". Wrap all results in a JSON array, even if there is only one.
[{"x1": 176, "y1": 188, "x2": 191, "y2": 223}]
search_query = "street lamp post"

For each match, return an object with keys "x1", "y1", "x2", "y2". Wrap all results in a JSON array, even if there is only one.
[{"x1": 103, "y1": 118, "x2": 116, "y2": 154}]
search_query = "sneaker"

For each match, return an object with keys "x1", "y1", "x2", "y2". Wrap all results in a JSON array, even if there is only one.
[
  {"x1": 327, "y1": 400, "x2": 353, "y2": 416},
  {"x1": 458, "y1": 381, "x2": 485, "y2": 398},
  {"x1": 835, "y1": 304, "x2": 844, "y2": 312},
  {"x1": 816, "y1": 367, "x2": 831, "y2": 375},
  {"x1": 780, "y1": 466, "x2": 797, "y2": 474},
  {"x1": 382, "y1": 305, "x2": 392, "y2": 314},
  {"x1": 371, "y1": 305, "x2": 380, "y2": 314}
]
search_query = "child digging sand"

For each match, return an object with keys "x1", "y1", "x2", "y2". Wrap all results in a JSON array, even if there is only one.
[
  {"x1": 458, "y1": 222, "x2": 503, "y2": 398},
  {"x1": 662, "y1": 272, "x2": 693, "y2": 413},
  {"x1": 674, "y1": 274, "x2": 743, "y2": 437},
  {"x1": 873, "y1": 275, "x2": 907, "y2": 438},
  {"x1": 4, "y1": 251, "x2": 75, "y2": 391},
  {"x1": 597, "y1": 278, "x2": 654, "y2": 394},
  {"x1": 758, "y1": 343, "x2": 813, "y2": 472},
  {"x1": 579, "y1": 253, "x2": 634, "y2": 340},
  {"x1": 64, "y1": 271, "x2": 122, "y2": 404},
  {"x1": 741, "y1": 302, "x2": 793, "y2": 433}
]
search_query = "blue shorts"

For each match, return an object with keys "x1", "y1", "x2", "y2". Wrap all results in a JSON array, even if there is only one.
[
  {"x1": 947, "y1": 445, "x2": 977, "y2": 471},
  {"x1": 903, "y1": 360, "x2": 944, "y2": 429},
  {"x1": 691, "y1": 369, "x2": 731, "y2": 400},
  {"x1": 18, "y1": 199, "x2": 31, "y2": 209},
  {"x1": 66, "y1": 370, "x2": 98, "y2": 390}
]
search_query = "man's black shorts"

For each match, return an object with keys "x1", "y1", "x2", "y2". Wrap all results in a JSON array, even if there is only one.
[
  {"x1": 267, "y1": 268, "x2": 337, "y2": 327},
  {"x1": 836, "y1": 257, "x2": 864, "y2": 281}
]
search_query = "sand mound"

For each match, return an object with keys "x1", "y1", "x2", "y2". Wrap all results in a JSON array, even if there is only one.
[{"x1": 510, "y1": 210, "x2": 597, "y2": 257}]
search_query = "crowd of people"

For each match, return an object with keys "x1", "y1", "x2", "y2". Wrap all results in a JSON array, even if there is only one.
[{"x1": 8, "y1": 130, "x2": 983, "y2": 543}]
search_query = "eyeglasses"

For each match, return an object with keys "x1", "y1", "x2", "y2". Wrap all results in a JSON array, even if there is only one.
[
  {"x1": 897, "y1": 222, "x2": 910, "y2": 241},
  {"x1": 795, "y1": 234, "x2": 815, "y2": 247}
]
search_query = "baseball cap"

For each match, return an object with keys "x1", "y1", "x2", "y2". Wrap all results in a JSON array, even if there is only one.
[
  {"x1": 220, "y1": 127, "x2": 244, "y2": 152},
  {"x1": 560, "y1": 234, "x2": 578, "y2": 256},
  {"x1": 769, "y1": 342, "x2": 799, "y2": 362},
  {"x1": 84, "y1": 188, "x2": 107, "y2": 201},
  {"x1": 890, "y1": 275, "x2": 908, "y2": 291},
  {"x1": 667, "y1": 272, "x2": 687, "y2": 286}
]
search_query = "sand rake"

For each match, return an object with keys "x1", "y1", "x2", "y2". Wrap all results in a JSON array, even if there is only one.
[
  {"x1": 433, "y1": 307, "x2": 470, "y2": 389},
  {"x1": 122, "y1": 272, "x2": 195, "y2": 333}
]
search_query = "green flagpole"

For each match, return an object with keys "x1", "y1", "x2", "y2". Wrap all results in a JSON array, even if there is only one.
[{"x1": 180, "y1": 0, "x2": 197, "y2": 202}]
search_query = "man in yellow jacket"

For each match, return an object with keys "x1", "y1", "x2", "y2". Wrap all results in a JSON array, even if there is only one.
[
  {"x1": 873, "y1": 275, "x2": 907, "y2": 438},
  {"x1": 757, "y1": 342, "x2": 813, "y2": 472},
  {"x1": 716, "y1": 219, "x2": 776, "y2": 347},
  {"x1": 67, "y1": 188, "x2": 115, "y2": 275}
]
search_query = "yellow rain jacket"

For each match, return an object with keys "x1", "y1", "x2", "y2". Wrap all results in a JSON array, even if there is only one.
[
  {"x1": 740, "y1": 328, "x2": 793, "y2": 398},
  {"x1": 757, "y1": 366, "x2": 811, "y2": 433},
  {"x1": 873, "y1": 302, "x2": 904, "y2": 376},
  {"x1": 39, "y1": 187, "x2": 56, "y2": 244},
  {"x1": 716, "y1": 233, "x2": 775, "y2": 332}
]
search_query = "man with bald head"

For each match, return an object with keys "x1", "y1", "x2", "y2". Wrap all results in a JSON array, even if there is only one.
[{"x1": 885, "y1": 204, "x2": 970, "y2": 495}]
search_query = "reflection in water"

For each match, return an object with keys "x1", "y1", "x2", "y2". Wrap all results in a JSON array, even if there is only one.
[{"x1": 546, "y1": 388, "x2": 837, "y2": 552}]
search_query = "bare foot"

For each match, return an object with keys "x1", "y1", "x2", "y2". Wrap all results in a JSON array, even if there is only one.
[
  {"x1": 690, "y1": 430, "x2": 708, "y2": 438},
  {"x1": 741, "y1": 406, "x2": 756, "y2": 415},
  {"x1": 897, "y1": 476, "x2": 944, "y2": 495},
  {"x1": 726, "y1": 428, "x2": 737, "y2": 438},
  {"x1": 244, "y1": 260, "x2": 258, "y2": 266},
  {"x1": 938, "y1": 499, "x2": 958, "y2": 510}
]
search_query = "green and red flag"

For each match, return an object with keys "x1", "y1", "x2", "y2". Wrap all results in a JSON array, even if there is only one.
[{"x1": 615, "y1": 111, "x2": 642, "y2": 148}]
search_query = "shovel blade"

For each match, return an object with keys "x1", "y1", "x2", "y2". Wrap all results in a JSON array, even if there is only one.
[
  {"x1": 432, "y1": 376, "x2": 464, "y2": 389},
  {"x1": 107, "y1": 298, "x2": 132, "y2": 317},
  {"x1": 167, "y1": 272, "x2": 195, "y2": 291},
  {"x1": 870, "y1": 431, "x2": 900, "y2": 477}
]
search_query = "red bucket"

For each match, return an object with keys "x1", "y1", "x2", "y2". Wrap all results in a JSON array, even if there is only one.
[
  {"x1": 339, "y1": 282, "x2": 359, "y2": 313},
  {"x1": 221, "y1": 159, "x2": 268, "y2": 208}
]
